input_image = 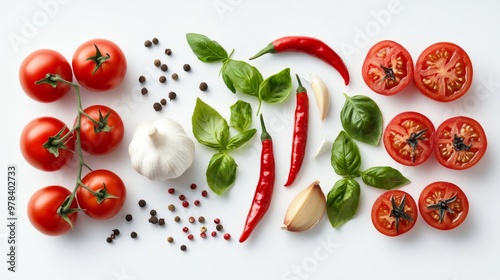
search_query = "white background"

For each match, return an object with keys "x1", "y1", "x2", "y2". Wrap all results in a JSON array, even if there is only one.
[{"x1": 1, "y1": 0, "x2": 499, "y2": 279}]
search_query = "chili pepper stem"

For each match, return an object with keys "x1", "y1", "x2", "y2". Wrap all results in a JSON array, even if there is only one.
[{"x1": 248, "y1": 43, "x2": 276, "y2": 60}]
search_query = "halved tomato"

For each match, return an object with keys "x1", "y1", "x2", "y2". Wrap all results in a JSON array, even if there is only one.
[
  {"x1": 383, "y1": 111, "x2": 435, "y2": 166},
  {"x1": 362, "y1": 40, "x2": 413, "y2": 96},
  {"x1": 371, "y1": 190, "x2": 418, "y2": 237},
  {"x1": 414, "y1": 42, "x2": 473, "y2": 102},
  {"x1": 418, "y1": 181, "x2": 469, "y2": 230},
  {"x1": 434, "y1": 116, "x2": 487, "y2": 170}
]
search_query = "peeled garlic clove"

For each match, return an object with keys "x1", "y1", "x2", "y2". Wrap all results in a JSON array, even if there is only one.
[
  {"x1": 282, "y1": 180, "x2": 326, "y2": 232},
  {"x1": 309, "y1": 73, "x2": 330, "y2": 121}
]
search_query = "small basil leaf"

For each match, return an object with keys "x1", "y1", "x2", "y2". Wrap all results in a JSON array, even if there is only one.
[
  {"x1": 361, "y1": 166, "x2": 410, "y2": 190},
  {"x1": 192, "y1": 98, "x2": 229, "y2": 149},
  {"x1": 340, "y1": 94, "x2": 383, "y2": 146},
  {"x1": 186, "y1": 33, "x2": 228, "y2": 62},
  {"x1": 226, "y1": 129, "x2": 257, "y2": 150},
  {"x1": 230, "y1": 100, "x2": 253, "y2": 132},
  {"x1": 222, "y1": 59, "x2": 263, "y2": 97},
  {"x1": 259, "y1": 68, "x2": 292, "y2": 104},
  {"x1": 331, "y1": 131, "x2": 362, "y2": 177},
  {"x1": 222, "y1": 71, "x2": 236, "y2": 93},
  {"x1": 326, "y1": 178, "x2": 361, "y2": 229},
  {"x1": 206, "y1": 151, "x2": 237, "y2": 195}
]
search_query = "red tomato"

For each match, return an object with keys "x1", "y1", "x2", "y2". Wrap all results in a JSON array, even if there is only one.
[
  {"x1": 414, "y1": 42, "x2": 473, "y2": 102},
  {"x1": 77, "y1": 105, "x2": 124, "y2": 155},
  {"x1": 77, "y1": 169, "x2": 127, "y2": 220},
  {"x1": 371, "y1": 190, "x2": 418, "y2": 237},
  {"x1": 383, "y1": 111, "x2": 435, "y2": 166},
  {"x1": 72, "y1": 39, "x2": 127, "y2": 91},
  {"x1": 20, "y1": 117, "x2": 75, "y2": 171},
  {"x1": 418, "y1": 181, "x2": 469, "y2": 230},
  {"x1": 362, "y1": 40, "x2": 413, "y2": 96},
  {"x1": 434, "y1": 116, "x2": 487, "y2": 170},
  {"x1": 19, "y1": 49, "x2": 73, "y2": 103},
  {"x1": 27, "y1": 185, "x2": 78, "y2": 236}
]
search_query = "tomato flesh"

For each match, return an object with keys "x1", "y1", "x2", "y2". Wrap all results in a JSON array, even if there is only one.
[
  {"x1": 414, "y1": 42, "x2": 473, "y2": 102},
  {"x1": 434, "y1": 116, "x2": 487, "y2": 170},
  {"x1": 418, "y1": 181, "x2": 468, "y2": 230},
  {"x1": 371, "y1": 190, "x2": 418, "y2": 237},
  {"x1": 383, "y1": 111, "x2": 435, "y2": 166},
  {"x1": 362, "y1": 40, "x2": 413, "y2": 96}
]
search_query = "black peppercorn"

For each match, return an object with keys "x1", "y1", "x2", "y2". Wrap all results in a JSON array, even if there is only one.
[
  {"x1": 106, "y1": 237, "x2": 113, "y2": 243},
  {"x1": 153, "y1": 102, "x2": 162, "y2": 111},
  {"x1": 160, "y1": 98, "x2": 167, "y2": 106},
  {"x1": 110, "y1": 233, "x2": 116, "y2": 239},
  {"x1": 150, "y1": 209, "x2": 157, "y2": 216},
  {"x1": 199, "y1": 82, "x2": 208, "y2": 91},
  {"x1": 160, "y1": 64, "x2": 168, "y2": 72},
  {"x1": 159, "y1": 218, "x2": 165, "y2": 226},
  {"x1": 168, "y1": 91, "x2": 177, "y2": 100},
  {"x1": 125, "y1": 214, "x2": 133, "y2": 221},
  {"x1": 168, "y1": 204, "x2": 175, "y2": 212},
  {"x1": 174, "y1": 216, "x2": 180, "y2": 222},
  {"x1": 130, "y1": 232, "x2": 138, "y2": 238},
  {"x1": 167, "y1": 236, "x2": 174, "y2": 243},
  {"x1": 159, "y1": 75, "x2": 166, "y2": 83},
  {"x1": 198, "y1": 216, "x2": 205, "y2": 223},
  {"x1": 144, "y1": 40, "x2": 152, "y2": 47},
  {"x1": 154, "y1": 59, "x2": 161, "y2": 67},
  {"x1": 138, "y1": 199, "x2": 146, "y2": 207},
  {"x1": 112, "y1": 229, "x2": 120, "y2": 236},
  {"x1": 171, "y1": 73, "x2": 178, "y2": 80},
  {"x1": 165, "y1": 48, "x2": 172, "y2": 55},
  {"x1": 152, "y1": 37, "x2": 159, "y2": 45},
  {"x1": 216, "y1": 224, "x2": 223, "y2": 231},
  {"x1": 141, "y1": 87, "x2": 148, "y2": 95},
  {"x1": 139, "y1": 76, "x2": 146, "y2": 83},
  {"x1": 183, "y1": 64, "x2": 191, "y2": 72},
  {"x1": 180, "y1": 244, "x2": 187, "y2": 251},
  {"x1": 149, "y1": 216, "x2": 159, "y2": 224}
]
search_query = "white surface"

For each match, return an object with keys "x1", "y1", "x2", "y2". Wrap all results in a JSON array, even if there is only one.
[{"x1": 1, "y1": 0, "x2": 499, "y2": 279}]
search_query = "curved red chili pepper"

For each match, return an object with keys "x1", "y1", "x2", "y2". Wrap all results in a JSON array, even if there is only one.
[
  {"x1": 249, "y1": 36, "x2": 350, "y2": 85},
  {"x1": 284, "y1": 75, "x2": 309, "y2": 187},
  {"x1": 239, "y1": 114, "x2": 275, "y2": 243}
]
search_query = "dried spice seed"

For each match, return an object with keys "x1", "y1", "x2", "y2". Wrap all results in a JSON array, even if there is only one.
[
  {"x1": 152, "y1": 37, "x2": 159, "y2": 45},
  {"x1": 149, "y1": 216, "x2": 159, "y2": 224},
  {"x1": 159, "y1": 75, "x2": 167, "y2": 83},
  {"x1": 125, "y1": 214, "x2": 133, "y2": 221},
  {"x1": 165, "y1": 48, "x2": 172, "y2": 55},
  {"x1": 199, "y1": 82, "x2": 208, "y2": 91},
  {"x1": 144, "y1": 40, "x2": 152, "y2": 47},
  {"x1": 216, "y1": 224, "x2": 223, "y2": 231},
  {"x1": 171, "y1": 73, "x2": 179, "y2": 80},
  {"x1": 194, "y1": 200, "x2": 200, "y2": 206},
  {"x1": 141, "y1": 87, "x2": 148, "y2": 95},
  {"x1": 179, "y1": 194, "x2": 186, "y2": 201},
  {"x1": 160, "y1": 64, "x2": 168, "y2": 71},
  {"x1": 106, "y1": 237, "x2": 113, "y2": 243},
  {"x1": 168, "y1": 188, "x2": 175, "y2": 194},
  {"x1": 183, "y1": 64, "x2": 191, "y2": 72},
  {"x1": 200, "y1": 232, "x2": 207, "y2": 238},
  {"x1": 160, "y1": 98, "x2": 167, "y2": 106},
  {"x1": 211, "y1": 231, "x2": 217, "y2": 237},
  {"x1": 190, "y1": 183, "x2": 197, "y2": 190},
  {"x1": 200, "y1": 226, "x2": 207, "y2": 233},
  {"x1": 159, "y1": 218, "x2": 166, "y2": 226},
  {"x1": 182, "y1": 201, "x2": 189, "y2": 208},
  {"x1": 112, "y1": 229, "x2": 120, "y2": 236},
  {"x1": 188, "y1": 216, "x2": 195, "y2": 223},
  {"x1": 139, "y1": 76, "x2": 146, "y2": 83},
  {"x1": 168, "y1": 91, "x2": 177, "y2": 100},
  {"x1": 167, "y1": 236, "x2": 174, "y2": 243},
  {"x1": 214, "y1": 218, "x2": 220, "y2": 224},
  {"x1": 182, "y1": 226, "x2": 189, "y2": 233},
  {"x1": 180, "y1": 245, "x2": 187, "y2": 251},
  {"x1": 138, "y1": 199, "x2": 146, "y2": 208},
  {"x1": 131, "y1": 232, "x2": 138, "y2": 238},
  {"x1": 174, "y1": 216, "x2": 181, "y2": 222},
  {"x1": 198, "y1": 216, "x2": 205, "y2": 223},
  {"x1": 150, "y1": 209, "x2": 157, "y2": 216},
  {"x1": 110, "y1": 233, "x2": 116, "y2": 239},
  {"x1": 154, "y1": 59, "x2": 161, "y2": 67},
  {"x1": 187, "y1": 234, "x2": 194, "y2": 240},
  {"x1": 223, "y1": 233, "x2": 231, "y2": 240},
  {"x1": 153, "y1": 102, "x2": 162, "y2": 111},
  {"x1": 168, "y1": 204, "x2": 176, "y2": 212},
  {"x1": 201, "y1": 190, "x2": 208, "y2": 197}
]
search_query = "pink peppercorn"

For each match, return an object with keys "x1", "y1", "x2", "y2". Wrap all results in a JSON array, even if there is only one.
[
  {"x1": 190, "y1": 183, "x2": 197, "y2": 190},
  {"x1": 201, "y1": 190, "x2": 208, "y2": 197},
  {"x1": 168, "y1": 188, "x2": 175, "y2": 194},
  {"x1": 187, "y1": 234, "x2": 194, "y2": 240},
  {"x1": 211, "y1": 231, "x2": 217, "y2": 237},
  {"x1": 200, "y1": 232, "x2": 207, "y2": 238},
  {"x1": 194, "y1": 200, "x2": 200, "y2": 206},
  {"x1": 223, "y1": 233, "x2": 231, "y2": 240},
  {"x1": 182, "y1": 227, "x2": 189, "y2": 233},
  {"x1": 182, "y1": 201, "x2": 189, "y2": 208},
  {"x1": 179, "y1": 194, "x2": 186, "y2": 201},
  {"x1": 214, "y1": 218, "x2": 220, "y2": 224}
]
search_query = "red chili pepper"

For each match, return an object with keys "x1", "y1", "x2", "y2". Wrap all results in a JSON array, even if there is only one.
[
  {"x1": 284, "y1": 74, "x2": 309, "y2": 187},
  {"x1": 239, "y1": 114, "x2": 275, "y2": 243},
  {"x1": 249, "y1": 36, "x2": 350, "y2": 85}
]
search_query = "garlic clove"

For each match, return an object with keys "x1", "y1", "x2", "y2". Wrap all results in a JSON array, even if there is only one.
[
  {"x1": 308, "y1": 72, "x2": 330, "y2": 122},
  {"x1": 282, "y1": 180, "x2": 326, "y2": 232}
]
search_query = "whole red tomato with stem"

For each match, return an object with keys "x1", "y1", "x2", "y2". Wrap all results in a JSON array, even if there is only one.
[
  {"x1": 19, "y1": 49, "x2": 73, "y2": 102},
  {"x1": 20, "y1": 117, "x2": 75, "y2": 171},
  {"x1": 362, "y1": 40, "x2": 414, "y2": 96},
  {"x1": 383, "y1": 111, "x2": 435, "y2": 166},
  {"x1": 418, "y1": 181, "x2": 469, "y2": 230},
  {"x1": 72, "y1": 38, "x2": 127, "y2": 92},
  {"x1": 77, "y1": 105, "x2": 124, "y2": 155},
  {"x1": 414, "y1": 42, "x2": 473, "y2": 102},
  {"x1": 77, "y1": 169, "x2": 127, "y2": 220},
  {"x1": 27, "y1": 185, "x2": 78, "y2": 236},
  {"x1": 434, "y1": 116, "x2": 487, "y2": 170},
  {"x1": 371, "y1": 190, "x2": 418, "y2": 237}
]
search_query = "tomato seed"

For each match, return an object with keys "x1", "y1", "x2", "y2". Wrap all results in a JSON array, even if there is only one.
[
  {"x1": 168, "y1": 91, "x2": 177, "y2": 100},
  {"x1": 183, "y1": 64, "x2": 191, "y2": 72},
  {"x1": 125, "y1": 214, "x2": 133, "y2": 222},
  {"x1": 138, "y1": 199, "x2": 146, "y2": 207},
  {"x1": 223, "y1": 233, "x2": 231, "y2": 240},
  {"x1": 141, "y1": 87, "x2": 148, "y2": 95},
  {"x1": 165, "y1": 48, "x2": 172, "y2": 56},
  {"x1": 131, "y1": 232, "x2": 138, "y2": 238},
  {"x1": 182, "y1": 201, "x2": 189, "y2": 208},
  {"x1": 199, "y1": 82, "x2": 208, "y2": 91},
  {"x1": 153, "y1": 102, "x2": 162, "y2": 111}
]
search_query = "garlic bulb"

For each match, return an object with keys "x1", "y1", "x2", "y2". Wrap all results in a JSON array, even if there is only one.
[
  {"x1": 282, "y1": 180, "x2": 326, "y2": 232},
  {"x1": 128, "y1": 117, "x2": 195, "y2": 181}
]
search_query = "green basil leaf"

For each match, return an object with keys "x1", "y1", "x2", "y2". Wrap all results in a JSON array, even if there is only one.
[
  {"x1": 226, "y1": 129, "x2": 257, "y2": 150},
  {"x1": 222, "y1": 71, "x2": 236, "y2": 93},
  {"x1": 192, "y1": 98, "x2": 229, "y2": 149},
  {"x1": 186, "y1": 33, "x2": 228, "y2": 62},
  {"x1": 361, "y1": 166, "x2": 410, "y2": 190},
  {"x1": 326, "y1": 178, "x2": 361, "y2": 229},
  {"x1": 340, "y1": 94, "x2": 383, "y2": 145},
  {"x1": 331, "y1": 131, "x2": 362, "y2": 177},
  {"x1": 259, "y1": 68, "x2": 292, "y2": 104},
  {"x1": 206, "y1": 151, "x2": 237, "y2": 195},
  {"x1": 229, "y1": 100, "x2": 253, "y2": 132},
  {"x1": 222, "y1": 59, "x2": 263, "y2": 97}
]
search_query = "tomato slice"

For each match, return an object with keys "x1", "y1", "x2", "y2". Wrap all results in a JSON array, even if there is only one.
[
  {"x1": 414, "y1": 42, "x2": 473, "y2": 102},
  {"x1": 362, "y1": 40, "x2": 413, "y2": 96},
  {"x1": 383, "y1": 111, "x2": 435, "y2": 166},
  {"x1": 418, "y1": 181, "x2": 468, "y2": 230},
  {"x1": 371, "y1": 190, "x2": 418, "y2": 237},
  {"x1": 434, "y1": 116, "x2": 487, "y2": 170}
]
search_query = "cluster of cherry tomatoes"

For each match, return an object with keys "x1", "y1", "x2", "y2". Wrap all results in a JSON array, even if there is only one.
[
  {"x1": 371, "y1": 181, "x2": 469, "y2": 237},
  {"x1": 19, "y1": 39, "x2": 128, "y2": 236}
]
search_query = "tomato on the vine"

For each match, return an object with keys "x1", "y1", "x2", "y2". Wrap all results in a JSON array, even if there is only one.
[
  {"x1": 371, "y1": 190, "x2": 418, "y2": 237},
  {"x1": 20, "y1": 117, "x2": 75, "y2": 171},
  {"x1": 27, "y1": 185, "x2": 78, "y2": 236},
  {"x1": 77, "y1": 105, "x2": 124, "y2": 155},
  {"x1": 362, "y1": 40, "x2": 414, "y2": 96},
  {"x1": 19, "y1": 49, "x2": 73, "y2": 103},
  {"x1": 434, "y1": 116, "x2": 487, "y2": 170},
  {"x1": 418, "y1": 181, "x2": 469, "y2": 230},
  {"x1": 77, "y1": 169, "x2": 126, "y2": 220},
  {"x1": 72, "y1": 39, "x2": 127, "y2": 91},
  {"x1": 414, "y1": 42, "x2": 473, "y2": 102},
  {"x1": 383, "y1": 111, "x2": 435, "y2": 166}
]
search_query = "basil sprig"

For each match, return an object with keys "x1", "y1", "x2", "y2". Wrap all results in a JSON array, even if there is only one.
[
  {"x1": 192, "y1": 98, "x2": 256, "y2": 195},
  {"x1": 340, "y1": 94, "x2": 383, "y2": 145},
  {"x1": 326, "y1": 131, "x2": 410, "y2": 228},
  {"x1": 186, "y1": 33, "x2": 292, "y2": 114}
]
